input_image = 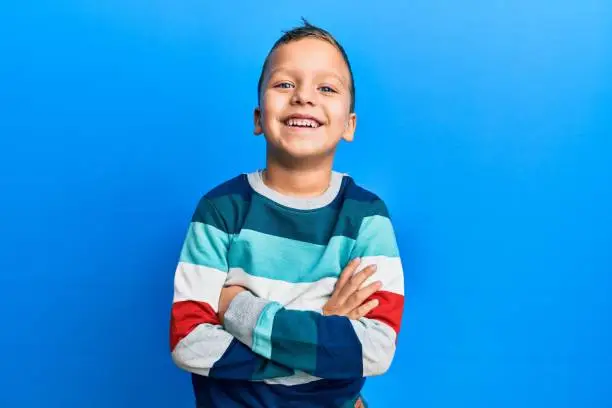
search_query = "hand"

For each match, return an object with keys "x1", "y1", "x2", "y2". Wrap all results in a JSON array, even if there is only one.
[
  {"x1": 354, "y1": 397, "x2": 365, "y2": 408},
  {"x1": 322, "y1": 258, "x2": 382, "y2": 320},
  {"x1": 218, "y1": 285, "x2": 247, "y2": 325}
]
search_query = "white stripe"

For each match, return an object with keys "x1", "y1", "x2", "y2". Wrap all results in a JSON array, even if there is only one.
[
  {"x1": 225, "y1": 257, "x2": 403, "y2": 310},
  {"x1": 261, "y1": 371, "x2": 322, "y2": 386},
  {"x1": 226, "y1": 267, "x2": 337, "y2": 311},
  {"x1": 171, "y1": 323, "x2": 233, "y2": 376},
  {"x1": 355, "y1": 256, "x2": 404, "y2": 295},
  {"x1": 173, "y1": 262, "x2": 227, "y2": 311},
  {"x1": 351, "y1": 318, "x2": 397, "y2": 376}
]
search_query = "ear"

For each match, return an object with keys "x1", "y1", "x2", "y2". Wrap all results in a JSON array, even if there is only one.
[
  {"x1": 253, "y1": 107, "x2": 263, "y2": 135},
  {"x1": 341, "y1": 112, "x2": 357, "y2": 142}
]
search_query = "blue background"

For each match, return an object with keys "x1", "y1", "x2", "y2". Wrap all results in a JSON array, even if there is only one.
[{"x1": 1, "y1": 1, "x2": 611, "y2": 407}]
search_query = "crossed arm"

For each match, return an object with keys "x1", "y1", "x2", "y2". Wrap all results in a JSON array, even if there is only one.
[{"x1": 170, "y1": 198, "x2": 404, "y2": 380}]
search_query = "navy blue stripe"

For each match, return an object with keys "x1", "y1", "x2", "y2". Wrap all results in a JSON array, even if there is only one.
[
  {"x1": 205, "y1": 174, "x2": 252, "y2": 200},
  {"x1": 314, "y1": 315, "x2": 364, "y2": 378},
  {"x1": 209, "y1": 339, "x2": 293, "y2": 380},
  {"x1": 192, "y1": 375, "x2": 364, "y2": 408}
]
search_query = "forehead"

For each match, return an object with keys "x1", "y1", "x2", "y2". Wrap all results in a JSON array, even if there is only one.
[{"x1": 265, "y1": 38, "x2": 350, "y2": 83}]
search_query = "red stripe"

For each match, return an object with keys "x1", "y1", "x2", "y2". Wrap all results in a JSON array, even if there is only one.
[
  {"x1": 365, "y1": 290, "x2": 404, "y2": 335},
  {"x1": 170, "y1": 300, "x2": 220, "y2": 351}
]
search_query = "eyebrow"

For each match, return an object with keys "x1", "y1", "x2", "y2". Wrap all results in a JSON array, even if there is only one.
[{"x1": 267, "y1": 67, "x2": 349, "y2": 88}]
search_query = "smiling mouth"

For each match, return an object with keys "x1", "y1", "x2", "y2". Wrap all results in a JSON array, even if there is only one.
[{"x1": 283, "y1": 117, "x2": 322, "y2": 129}]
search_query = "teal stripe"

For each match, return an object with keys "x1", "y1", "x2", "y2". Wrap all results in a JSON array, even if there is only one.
[
  {"x1": 250, "y1": 362, "x2": 294, "y2": 381},
  {"x1": 342, "y1": 196, "x2": 388, "y2": 219},
  {"x1": 203, "y1": 174, "x2": 394, "y2": 244},
  {"x1": 191, "y1": 196, "x2": 231, "y2": 232},
  {"x1": 252, "y1": 301, "x2": 283, "y2": 359},
  {"x1": 206, "y1": 193, "x2": 251, "y2": 235},
  {"x1": 179, "y1": 222, "x2": 230, "y2": 271},
  {"x1": 270, "y1": 309, "x2": 318, "y2": 373},
  {"x1": 228, "y1": 230, "x2": 355, "y2": 283},
  {"x1": 243, "y1": 196, "x2": 341, "y2": 245},
  {"x1": 352, "y1": 215, "x2": 400, "y2": 258}
]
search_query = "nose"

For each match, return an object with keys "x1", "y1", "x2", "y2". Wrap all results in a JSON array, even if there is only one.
[{"x1": 290, "y1": 83, "x2": 315, "y2": 106}]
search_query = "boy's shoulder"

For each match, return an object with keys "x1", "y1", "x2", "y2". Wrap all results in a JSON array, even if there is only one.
[
  {"x1": 202, "y1": 173, "x2": 251, "y2": 201},
  {"x1": 342, "y1": 174, "x2": 391, "y2": 218},
  {"x1": 342, "y1": 175, "x2": 385, "y2": 203},
  {"x1": 189, "y1": 174, "x2": 251, "y2": 232}
]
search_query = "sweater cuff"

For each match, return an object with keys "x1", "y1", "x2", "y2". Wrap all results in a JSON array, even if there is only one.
[{"x1": 223, "y1": 291, "x2": 269, "y2": 347}]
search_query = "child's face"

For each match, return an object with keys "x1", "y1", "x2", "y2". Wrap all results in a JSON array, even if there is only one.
[{"x1": 255, "y1": 38, "x2": 356, "y2": 162}]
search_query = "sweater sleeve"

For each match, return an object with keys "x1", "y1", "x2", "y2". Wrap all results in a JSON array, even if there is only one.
[
  {"x1": 169, "y1": 197, "x2": 294, "y2": 380},
  {"x1": 223, "y1": 200, "x2": 405, "y2": 379}
]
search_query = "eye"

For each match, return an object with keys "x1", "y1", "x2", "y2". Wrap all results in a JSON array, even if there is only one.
[
  {"x1": 319, "y1": 85, "x2": 337, "y2": 93},
  {"x1": 274, "y1": 82, "x2": 294, "y2": 89}
]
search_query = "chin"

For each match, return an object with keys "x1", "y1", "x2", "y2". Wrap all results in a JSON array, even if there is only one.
[
  {"x1": 265, "y1": 131, "x2": 336, "y2": 160},
  {"x1": 278, "y1": 144, "x2": 335, "y2": 162}
]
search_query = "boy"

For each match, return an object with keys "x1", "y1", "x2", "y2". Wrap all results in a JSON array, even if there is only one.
[{"x1": 169, "y1": 19, "x2": 405, "y2": 407}]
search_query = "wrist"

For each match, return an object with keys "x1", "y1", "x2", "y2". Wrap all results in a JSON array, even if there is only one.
[
  {"x1": 218, "y1": 286, "x2": 247, "y2": 324},
  {"x1": 223, "y1": 291, "x2": 271, "y2": 348}
]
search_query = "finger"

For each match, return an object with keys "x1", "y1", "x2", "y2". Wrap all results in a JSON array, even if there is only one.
[
  {"x1": 321, "y1": 298, "x2": 338, "y2": 316},
  {"x1": 336, "y1": 279, "x2": 381, "y2": 316},
  {"x1": 350, "y1": 298, "x2": 380, "y2": 320},
  {"x1": 345, "y1": 280, "x2": 382, "y2": 311},
  {"x1": 352, "y1": 264, "x2": 378, "y2": 289},
  {"x1": 337, "y1": 264, "x2": 377, "y2": 303},
  {"x1": 334, "y1": 258, "x2": 361, "y2": 295}
]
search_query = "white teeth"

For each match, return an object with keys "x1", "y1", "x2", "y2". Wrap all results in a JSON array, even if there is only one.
[{"x1": 285, "y1": 118, "x2": 320, "y2": 128}]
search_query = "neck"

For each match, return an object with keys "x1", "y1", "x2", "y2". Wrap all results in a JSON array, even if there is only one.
[{"x1": 263, "y1": 154, "x2": 334, "y2": 198}]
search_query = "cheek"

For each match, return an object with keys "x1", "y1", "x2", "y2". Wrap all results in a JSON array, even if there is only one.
[
  {"x1": 326, "y1": 100, "x2": 351, "y2": 128},
  {"x1": 262, "y1": 92, "x2": 287, "y2": 121}
]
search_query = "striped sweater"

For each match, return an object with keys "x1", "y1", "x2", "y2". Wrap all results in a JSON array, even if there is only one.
[{"x1": 170, "y1": 170, "x2": 405, "y2": 407}]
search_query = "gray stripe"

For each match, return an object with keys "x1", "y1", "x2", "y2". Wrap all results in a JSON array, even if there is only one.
[
  {"x1": 171, "y1": 323, "x2": 233, "y2": 376},
  {"x1": 223, "y1": 290, "x2": 269, "y2": 347},
  {"x1": 350, "y1": 318, "x2": 397, "y2": 376},
  {"x1": 246, "y1": 170, "x2": 345, "y2": 210}
]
